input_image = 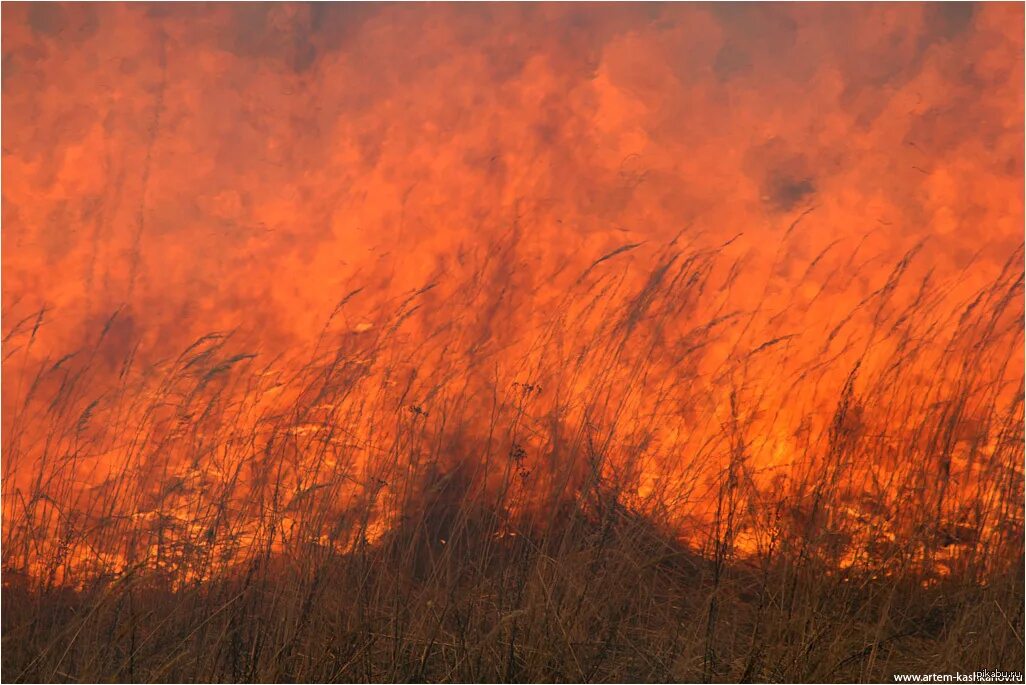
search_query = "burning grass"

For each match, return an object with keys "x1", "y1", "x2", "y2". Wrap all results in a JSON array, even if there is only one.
[{"x1": 2, "y1": 237, "x2": 1023, "y2": 682}]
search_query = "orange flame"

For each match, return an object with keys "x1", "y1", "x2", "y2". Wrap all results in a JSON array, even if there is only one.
[{"x1": 2, "y1": 3, "x2": 1023, "y2": 587}]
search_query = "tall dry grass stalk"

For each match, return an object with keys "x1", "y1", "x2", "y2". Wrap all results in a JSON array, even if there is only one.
[{"x1": 2, "y1": 236, "x2": 1023, "y2": 682}]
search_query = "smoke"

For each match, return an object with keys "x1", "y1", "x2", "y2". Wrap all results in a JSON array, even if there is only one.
[{"x1": 3, "y1": 3, "x2": 1021, "y2": 356}]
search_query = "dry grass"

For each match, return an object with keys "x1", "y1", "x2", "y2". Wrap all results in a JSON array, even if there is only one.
[{"x1": 2, "y1": 236, "x2": 1023, "y2": 682}]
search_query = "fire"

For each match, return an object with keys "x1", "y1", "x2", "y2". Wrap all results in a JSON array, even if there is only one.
[{"x1": 2, "y1": 4, "x2": 1023, "y2": 588}]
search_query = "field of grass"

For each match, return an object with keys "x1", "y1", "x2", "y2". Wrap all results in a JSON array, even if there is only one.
[{"x1": 2, "y1": 238, "x2": 1023, "y2": 682}]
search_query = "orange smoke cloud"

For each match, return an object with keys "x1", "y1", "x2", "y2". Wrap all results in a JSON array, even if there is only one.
[{"x1": 4, "y1": 4, "x2": 1021, "y2": 345}]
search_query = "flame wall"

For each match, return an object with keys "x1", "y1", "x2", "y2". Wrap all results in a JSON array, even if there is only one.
[{"x1": 2, "y1": 3, "x2": 1023, "y2": 583}]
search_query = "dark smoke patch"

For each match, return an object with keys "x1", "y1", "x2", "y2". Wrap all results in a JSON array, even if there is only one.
[
  {"x1": 27, "y1": 3, "x2": 63, "y2": 36},
  {"x1": 764, "y1": 174, "x2": 816, "y2": 213},
  {"x1": 745, "y1": 139, "x2": 818, "y2": 213},
  {"x1": 714, "y1": 42, "x2": 752, "y2": 81},
  {"x1": 27, "y1": 3, "x2": 98, "y2": 41},
  {"x1": 213, "y1": 5, "x2": 318, "y2": 73},
  {"x1": 709, "y1": 3, "x2": 799, "y2": 47},
  {"x1": 922, "y1": 3, "x2": 976, "y2": 43},
  {"x1": 308, "y1": 3, "x2": 379, "y2": 53},
  {"x1": 708, "y1": 3, "x2": 801, "y2": 80}
]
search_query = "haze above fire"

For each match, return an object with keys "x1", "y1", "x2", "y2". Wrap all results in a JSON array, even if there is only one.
[{"x1": 3, "y1": 3, "x2": 1021, "y2": 358}]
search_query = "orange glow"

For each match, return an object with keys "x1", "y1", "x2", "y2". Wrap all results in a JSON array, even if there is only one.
[{"x1": 2, "y1": 3, "x2": 1023, "y2": 587}]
